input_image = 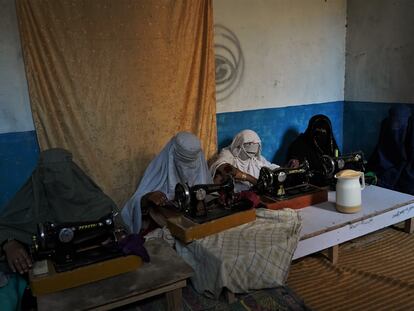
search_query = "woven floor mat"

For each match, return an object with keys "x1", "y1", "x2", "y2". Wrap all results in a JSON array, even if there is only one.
[{"x1": 287, "y1": 227, "x2": 414, "y2": 311}]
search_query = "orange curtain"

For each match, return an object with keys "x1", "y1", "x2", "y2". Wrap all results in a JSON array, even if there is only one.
[{"x1": 16, "y1": 0, "x2": 217, "y2": 206}]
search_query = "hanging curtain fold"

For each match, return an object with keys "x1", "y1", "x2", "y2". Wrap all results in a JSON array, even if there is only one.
[{"x1": 16, "y1": 0, "x2": 217, "y2": 206}]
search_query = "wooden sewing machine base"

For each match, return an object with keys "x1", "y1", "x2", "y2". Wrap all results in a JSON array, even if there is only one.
[
  {"x1": 261, "y1": 185, "x2": 328, "y2": 210},
  {"x1": 30, "y1": 255, "x2": 142, "y2": 296},
  {"x1": 167, "y1": 209, "x2": 256, "y2": 243}
]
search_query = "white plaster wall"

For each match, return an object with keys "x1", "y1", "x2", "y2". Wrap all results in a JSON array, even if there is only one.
[
  {"x1": 345, "y1": 0, "x2": 414, "y2": 103},
  {"x1": 0, "y1": 0, "x2": 33, "y2": 134},
  {"x1": 213, "y1": 0, "x2": 347, "y2": 113}
]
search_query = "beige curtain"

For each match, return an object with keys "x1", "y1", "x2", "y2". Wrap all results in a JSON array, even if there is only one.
[{"x1": 16, "y1": 0, "x2": 217, "y2": 206}]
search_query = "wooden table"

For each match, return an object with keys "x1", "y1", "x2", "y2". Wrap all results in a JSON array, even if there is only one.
[
  {"x1": 293, "y1": 185, "x2": 414, "y2": 263},
  {"x1": 37, "y1": 239, "x2": 193, "y2": 311}
]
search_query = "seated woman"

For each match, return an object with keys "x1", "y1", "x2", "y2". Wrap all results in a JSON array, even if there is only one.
[
  {"x1": 368, "y1": 105, "x2": 413, "y2": 194},
  {"x1": 209, "y1": 129, "x2": 279, "y2": 192},
  {"x1": 121, "y1": 131, "x2": 212, "y2": 233},
  {"x1": 0, "y1": 148, "x2": 117, "y2": 309},
  {"x1": 287, "y1": 114, "x2": 340, "y2": 186}
]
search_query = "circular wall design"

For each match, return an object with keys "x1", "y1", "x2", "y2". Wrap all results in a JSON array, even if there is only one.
[{"x1": 214, "y1": 24, "x2": 244, "y2": 102}]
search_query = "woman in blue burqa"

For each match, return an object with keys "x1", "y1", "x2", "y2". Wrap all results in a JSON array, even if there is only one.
[
  {"x1": 121, "y1": 132, "x2": 212, "y2": 233},
  {"x1": 368, "y1": 105, "x2": 414, "y2": 194}
]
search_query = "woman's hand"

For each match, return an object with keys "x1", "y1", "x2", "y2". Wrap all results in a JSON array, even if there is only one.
[
  {"x1": 146, "y1": 191, "x2": 168, "y2": 207},
  {"x1": 3, "y1": 240, "x2": 32, "y2": 274},
  {"x1": 215, "y1": 164, "x2": 257, "y2": 185},
  {"x1": 232, "y1": 167, "x2": 248, "y2": 181},
  {"x1": 141, "y1": 191, "x2": 168, "y2": 216}
]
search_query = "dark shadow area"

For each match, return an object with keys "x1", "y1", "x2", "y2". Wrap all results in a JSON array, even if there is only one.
[{"x1": 273, "y1": 128, "x2": 300, "y2": 165}]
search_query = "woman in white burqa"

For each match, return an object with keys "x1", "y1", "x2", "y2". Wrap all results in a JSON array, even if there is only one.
[
  {"x1": 209, "y1": 129, "x2": 279, "y2": 192},
  {"x1": 121, "y1": 132, "x2": 212, "y2": 233}
]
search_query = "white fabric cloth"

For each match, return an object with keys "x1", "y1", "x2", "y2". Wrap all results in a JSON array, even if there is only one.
[
  {"x1": 176, "y1": 208, "x2": 302, "y2": 298},
  {"x1": 121, "y1": 132, "x2": 212, "y2": 233},
  {"x1": 210, "y1": 129, "x2": 279, "y2": 192},
  {"x1": 144, "y1": 226, "x2": 175, "y2": 248}
]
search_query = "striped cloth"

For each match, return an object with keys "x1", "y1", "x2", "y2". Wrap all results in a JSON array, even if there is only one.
[{"x1": 176, "y1": 208, "x2": 302, "y2": 298}]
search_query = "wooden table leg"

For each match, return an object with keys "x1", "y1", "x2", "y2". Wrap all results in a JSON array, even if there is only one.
[
  {"x1": 327, "y1": 245, "x2": 339, "y2": 265},
  {"x1": 404, "y1": 218, "x2": 414, "y2": 234},
  {"x1": 166, "y1": 288, "x2": 182, "y2": 311}
]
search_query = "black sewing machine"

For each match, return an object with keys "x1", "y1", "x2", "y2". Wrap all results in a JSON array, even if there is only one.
[
  {"x1": 255, "y1": 160, "x2": 326, "y2": 205},
  {"x1": 320, "y1": 151, "x2": 366, "y2": 181},
  {"x1": 31, "y1": 213, "x2": 123, "y2": 272},
  {"x1": 173, "y1": 177, "x2": 252, "y2": 223}
]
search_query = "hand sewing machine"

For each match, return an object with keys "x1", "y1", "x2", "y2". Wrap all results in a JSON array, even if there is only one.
[
  {"x1": 166, "y1": 177, "x2": 256, "y2": 243},
  {"x1": 255, "y1": 161, "x2": 327, "y2": 209},
  {"x1": 256, "y1": 160, "x2": 313, "y2": 196},
  {"x1": 172, "y1": 177, "x2": 252, "y2": 223},
  {"x1": 320, "y1": 151, "x2": 366, "y2": 181},
  {"x1": 31, "y1": 213, "x2": 122, "y2": 272}
]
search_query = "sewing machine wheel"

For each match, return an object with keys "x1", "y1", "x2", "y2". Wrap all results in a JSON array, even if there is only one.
[
  {"x1": 257, "y1": 167, "x2": 273, "y2": 194},
  {"x1": 321, "y1": 155, "x2": 335, "y2": 178},
  {"x1": 175, "y1": 183, "x2": 191, "y2": 211}
]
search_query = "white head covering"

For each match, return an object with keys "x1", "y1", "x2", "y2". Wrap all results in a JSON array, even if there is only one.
[
  {"x1": 210, "y1": 129, "x2": 279, "y2": 191},
  {"x1": 121, "y1": 132, "x2": 212, "y2": 233}
]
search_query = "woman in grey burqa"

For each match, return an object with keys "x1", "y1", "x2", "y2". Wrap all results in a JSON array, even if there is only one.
[
  {"x1": 0, "y1": 148, "x2": 116, "y2": 308},
  {"x1": 121, "y1": 131, "x2": 212, "y2": 234}
]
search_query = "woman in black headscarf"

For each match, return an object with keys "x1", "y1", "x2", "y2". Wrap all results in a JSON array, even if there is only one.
[{"x1": 287, "y1": 114, "x2": 340, "y2": 186}]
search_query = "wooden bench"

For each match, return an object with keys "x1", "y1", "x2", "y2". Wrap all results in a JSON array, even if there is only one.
[{"x1": 37, "y1": 239, "x2": 193, "y2": 311}]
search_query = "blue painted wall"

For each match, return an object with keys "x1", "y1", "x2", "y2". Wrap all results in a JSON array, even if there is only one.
[
  {"x1": 217, "y1": 101, "x2": 344, "y2": 165},
  {"x1": 0, "y1": 131, "x2": 39, "y2": 211}
]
